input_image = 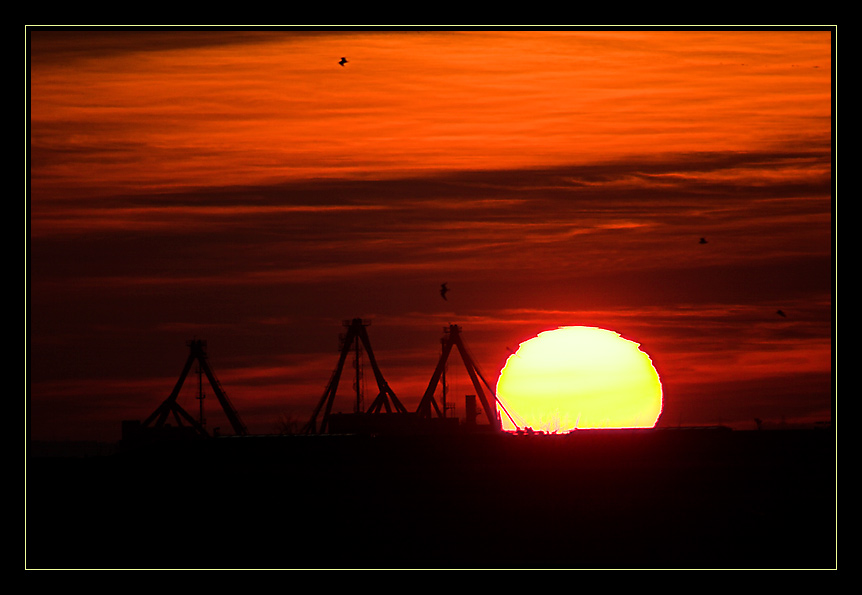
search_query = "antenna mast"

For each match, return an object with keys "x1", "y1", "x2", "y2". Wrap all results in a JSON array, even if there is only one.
[
  {"x1": 353, "y1": 328, "x2": 364, "y2": 413},
  {"x1": 196, "y1": 360, "x2": 206, "y2": 428}
]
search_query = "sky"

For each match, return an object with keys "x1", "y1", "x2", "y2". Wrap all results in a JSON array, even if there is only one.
[{"x1": 27, "y1": 27, "x2": 834, "y2": 442}]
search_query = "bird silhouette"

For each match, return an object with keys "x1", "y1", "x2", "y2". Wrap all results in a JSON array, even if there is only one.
[
  {"x1": 776, "y1": 309, "x2": 787, "y2": 318},
  {"x1": 699, "y1": 237, "x2": 708, "y2": 244},
  {"x1": 440, "y1": 283, "x2": 449, "y2": 301},
  {"x1": 339, "y1": 57, "x2": 348, "y2": 67}
]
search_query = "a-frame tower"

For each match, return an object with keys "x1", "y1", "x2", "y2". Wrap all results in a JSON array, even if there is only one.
[
  {"x1": 140, "y1": 339, "x2": 248, "y2": 437},
  {"x1": 416, "y1": 324, "x2": 504, "y2": 430},
  {"x1": 304, "y1": 318, "x2": 407, "y2": 434}
]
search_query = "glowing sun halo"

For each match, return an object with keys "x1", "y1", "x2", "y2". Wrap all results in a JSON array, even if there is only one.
[{"x1": 496, "y1": 326, "x2": 663, "y2": 432}]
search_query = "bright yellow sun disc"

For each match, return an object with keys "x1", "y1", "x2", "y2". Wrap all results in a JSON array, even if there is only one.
[{"x1": 496, "y1": 326, "x2": 663, "y2": 432}]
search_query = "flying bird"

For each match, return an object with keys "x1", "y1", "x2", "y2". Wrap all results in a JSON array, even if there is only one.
[
  {"x1": 339, "y1": 57, "x2": 348, "y2": 67},
  {"x1": 776, "y1": 309, "x2": 787, "y2": 318},
  {"x1": 440, "y1": 283, "x2": 449, "y2": 301},
  {"x1": 699, "y1": 237, "x2": 708, "y2": 244}
]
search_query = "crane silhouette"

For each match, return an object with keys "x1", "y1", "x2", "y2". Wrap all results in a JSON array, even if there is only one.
[
  {"x1": 440, "y1": 283, "x2": 449, "y2": 301},
  {"x1": 339, "y1": 57, "x2": 348, "y2": 67}
]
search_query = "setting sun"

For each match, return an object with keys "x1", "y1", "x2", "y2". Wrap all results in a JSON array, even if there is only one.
[{"x1": 496, "y1": 327, "x2": 663, "y2": 432}]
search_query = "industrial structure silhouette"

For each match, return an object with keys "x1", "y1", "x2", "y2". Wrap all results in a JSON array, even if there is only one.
[{"x1": 124, "y1": 318, "x2": 511, "y2": 444}]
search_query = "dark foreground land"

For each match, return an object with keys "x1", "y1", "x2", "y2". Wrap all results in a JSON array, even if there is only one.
[{"x1": 26, "y1": 428, "x2": 835, "y2": 569}]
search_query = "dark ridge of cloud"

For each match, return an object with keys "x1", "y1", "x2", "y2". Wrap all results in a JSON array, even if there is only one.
[
  {"x1": 40, "y1": 145, "x2": 830, "y2": 212},
  {"x1": 26, "y1": 27, "x2": 348, "y2": 67},
  {"x1": 26, "y1": 27, "x2": 441, "y2": 72}
]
